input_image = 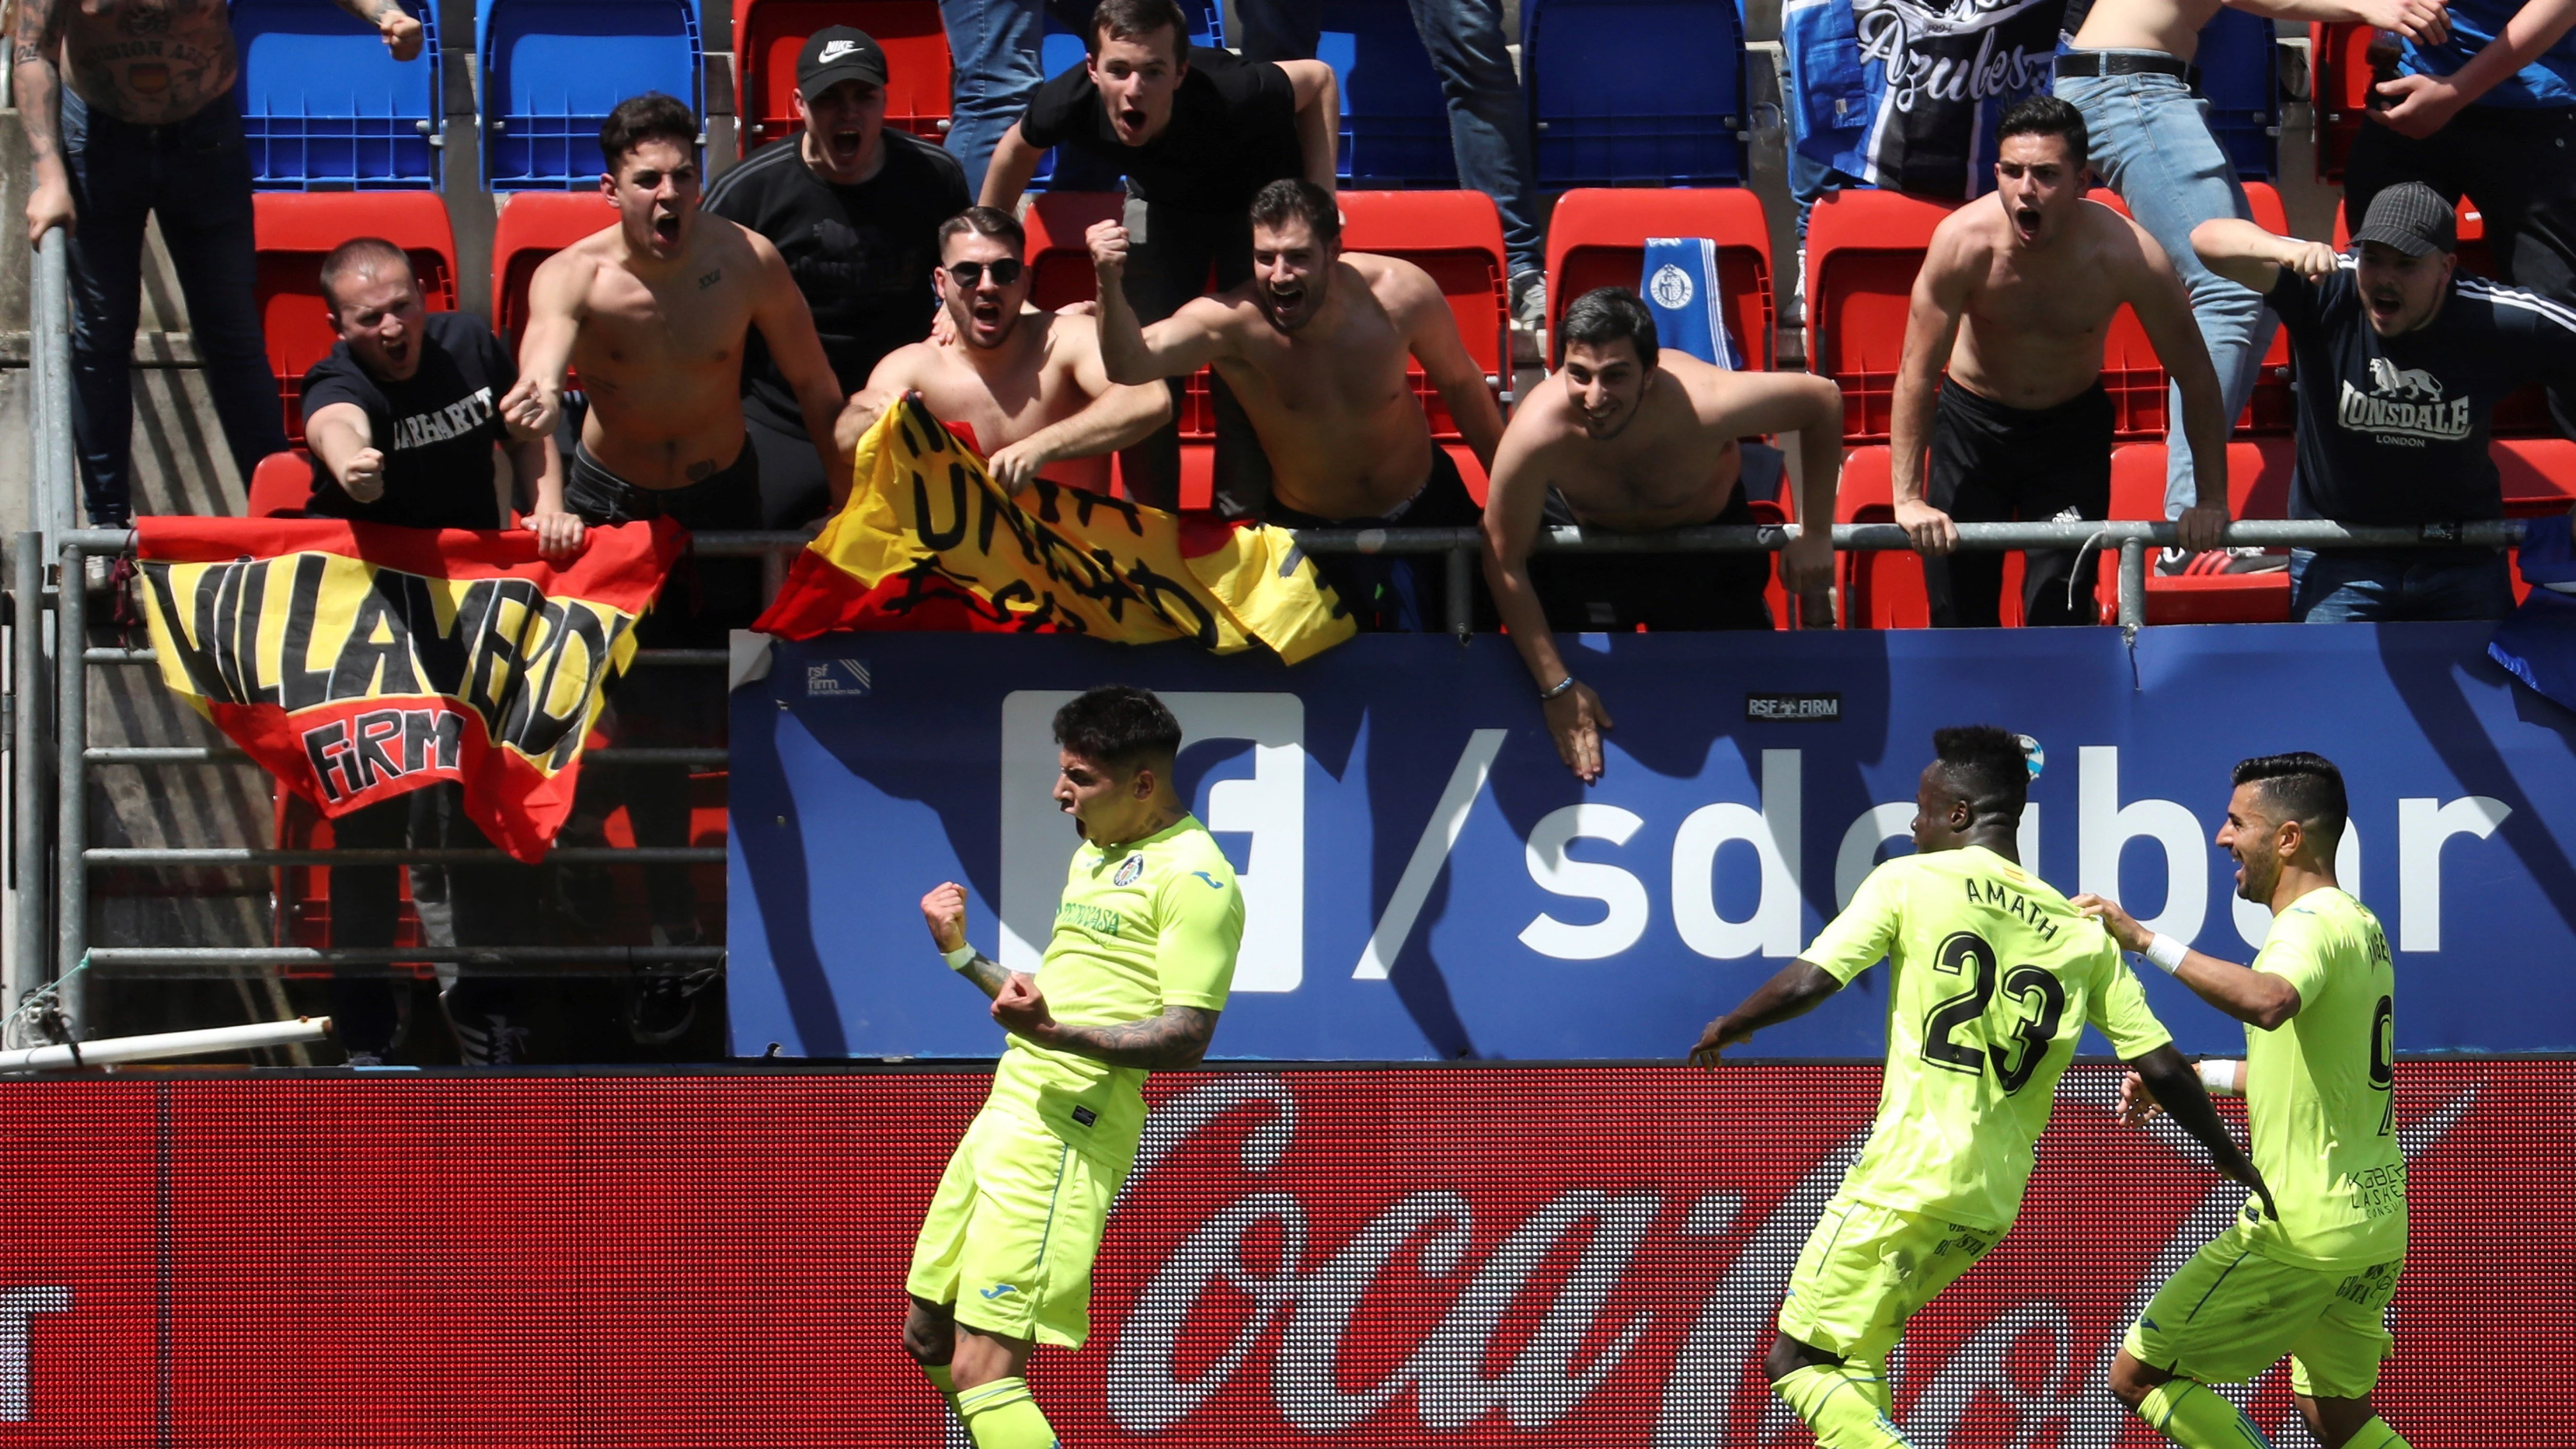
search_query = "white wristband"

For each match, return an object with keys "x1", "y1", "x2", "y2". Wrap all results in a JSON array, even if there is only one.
[
  {"x1": 2144, "y1": 933, "x2": 2189, "y2": 975},
  {"x1": 942, "y1": 944, "x2": 978, "y2": 971},
  {"x1": 2197, "y1": 1059, "x2": 2241, "y2": 1096}
]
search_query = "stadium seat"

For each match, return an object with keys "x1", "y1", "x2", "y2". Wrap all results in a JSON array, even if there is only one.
[
  {"x1": 1308, "y1": 2, "x2": 1455, "y2": 186},
  {"x1": 734, "y1": 0, "x2": 950, "y2": 156},
  {"x1": 492, "y1": 191, "x2": 613, "y2": 350},
  {"x1": 2499, "y1": 438, "x2": 2576, "y2": 517},
  {"x1": 1340, "y1": 191, "x2": 1510, "y2": 435},
  {"x1": 1805, "y1": 189, "x2": 1954, "y2": 442},
  {"x1": 2310, "y1": 22, "x2": 2375, "y2": 182},
  {"x1": 247, "y1": 450, "x2": 316, "y2": 518},
  {"x1": 1545, "y1": 186, "x2": 1774, "y2": 369},
  {"x1": 235, "y1": 0, "x2": 444, "y2": 189},
  {"x1": 1523, "y1": 0, "x2": 1746, "y2": 186},
  {"x1": 1837, "y1": 446, "x2": 1928, "y2": 627},
  {"x1": 1018, "y1": 191, "x2": 1125, "y2": 311},
  {"x1": 2197, "y1": 5, "x2": 2281, "y2": 180},
  {"x1": 253, "y1": 192, "x2": 460, "y2": 442},
  {"x1": 1030, "y1": 0, "x2": 1221, "y2": 187},
  {"x1": 479, "y1": 0, "x2": 704, "y2": 190},
  {"x1": 2093, "y1": 441, "x2": 2295, "y2": 624}
]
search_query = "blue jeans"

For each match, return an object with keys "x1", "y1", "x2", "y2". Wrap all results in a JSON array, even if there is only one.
[
  {"x1": 2289, "y1": 549, "x2": 2517, "y2": 622},
  {"x1": 61, "y1": 89, "x2": 290, "y2": 527},
  {"x1": 938, "y1": 0, "x2": 1046, "y2": 200},
  {"x1": 2055, "y1": 66, "x2": 2277, "y2": 520},
  {"x1": 1234, "y1": 0, "x2": 1545, "y2": 277}
]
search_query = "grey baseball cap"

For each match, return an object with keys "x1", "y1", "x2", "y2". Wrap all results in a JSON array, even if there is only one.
[
  {"x1": 799, "y1": 26, "x2": 888, "y2": 93},
  {"x1": 2351, "y1": 182, "x2": 2456, "y2": 257}
]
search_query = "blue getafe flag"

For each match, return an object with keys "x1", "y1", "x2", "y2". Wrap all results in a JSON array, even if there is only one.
[
  {"x1": 2488, "y1": 519, "x2": 2576, "y2": 712},
  {"x1": 1639, "y1": 237, "x2": 1744, "y2": 369}
]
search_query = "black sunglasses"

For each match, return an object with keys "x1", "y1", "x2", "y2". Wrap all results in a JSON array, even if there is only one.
[{"x1": 946, "y1": 259, "x2": 1024, "y2": 287}]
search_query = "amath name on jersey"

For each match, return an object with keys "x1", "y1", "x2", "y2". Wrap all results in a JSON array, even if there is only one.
[
  {"x1": 140, "y1": 552, "x2": 635, "y2": 779},
  {"x1": 1961, "y1": 875, "x2": 2061, "y2": 943},
  {"x1": 390, "y1": 386, "x2": 497, "y2": 451}
]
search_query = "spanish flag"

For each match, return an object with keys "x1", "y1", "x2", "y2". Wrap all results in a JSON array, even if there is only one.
[
  {"x1": 132, "y1": 517, "x2": 685, "y2": 862},
  {"x1": 753, "y1": 395, "x2": 1356, "y2": 663}
]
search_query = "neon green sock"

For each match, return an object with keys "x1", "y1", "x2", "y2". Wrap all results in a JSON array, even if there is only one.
[
  {"x1": 957, "y1": 1376, "x2": 1059, "y2": 1449},
  {"x1": 1774, "y1": 1362, "x2": 1914, "y2": 1448},
  {"x1": 921, "y1": 1361, "x2": 962, "y2": 1420},
  {"x1": 2138, "y1": 1379, "x2": 2273, "y2": 1448},
  {"x1": 2343, "y1": 1417, "x2": 2412, "y2": 1449}
]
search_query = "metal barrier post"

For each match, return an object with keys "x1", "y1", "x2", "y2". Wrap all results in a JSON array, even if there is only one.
[
  {"x1": 53, "y1": 540, "x2": 86, "y2": 1029},
  {"x1": 2118, "y1": 537, "x2": 2148, "y2": 632},
  {"x1": 31, "y1": 234, "x2": 78, "y2": 546},
  {"x1": 1447, "y1": 545, "x2": 1474, "y2": 642},
  {"x1": 10, "y1": 534, "x2": 51, "y2": 1004}
]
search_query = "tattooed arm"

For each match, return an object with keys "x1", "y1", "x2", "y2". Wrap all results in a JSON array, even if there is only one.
[
  {"x1": 989, "y1": 982, "x2": 1221, "y2": 1070},
  {"x1": 15, "y1": 0, "x2": 76, "y2": 243},
  {"x1": 328, "y1": 0, "x2": 424, "y2": 61}
]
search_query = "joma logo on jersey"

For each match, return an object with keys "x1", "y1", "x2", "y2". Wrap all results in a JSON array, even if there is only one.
[
  {"x1": 304, "y1": 707, "x2": 467, "y2": 803},
  {"x1": 1960, "y1": 877, "x2": 2059, "y2": 943}
]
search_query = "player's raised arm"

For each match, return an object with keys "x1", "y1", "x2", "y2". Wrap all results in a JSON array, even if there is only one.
[
  {"x1": 992, "y1": 985, "x2": 1222, "y2": 1070},
  {"x1": 921, "y1": 881, "x2": 1013, "y2": 1000},
  {"x1": 1689, "y1": 961, "x2": 1844, "y2": 1066},
  {"x1": 1889, "y1": 232, "x2": 1972, "y2": 554},
  {"x1": 2075, "y1": 893, "x2": 2304, "y2": 1029},
  {"x1": 2128, "y1": 1044, "x2": 2279, "y2": 1221}
]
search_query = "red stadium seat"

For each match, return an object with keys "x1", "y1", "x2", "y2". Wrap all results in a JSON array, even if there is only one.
[
  {"x1": 2499, "y1": 437, "x2": 2576, "y2": 517},
  {"x1": 1019, "y1": 191, "x2": 1125, "y2": 311},
  {"x1": 2093, "y1": 441, "x2": 2294, "y2": 623},
  {"x1": 492, "y1": 191, "x2": 612, "y2": 351},
  {"x1": 1545, "y1": 186, "x2": 1775, "y2": 369},
  {"x1": 1341, "y1": 190, "x2": 1511, "y2": 438},
  {"x1": 247, "y1": 449, "x2": 314, "y2": 518},
  {"x1": 734, "y1": 0, "x2": 951, "y2": 156},
  {"x1": 253, "y1": 192, "x2": 459, "y2": 445},
  {"x1": 2310, "y1": 22, "x2": 2375, "y2": 182},
  {"x1": 1804, "y1": 190, "x2": 1955, "y2": 442},
  {"x1": 1837, "y1": 446, "x2": 1924, "y2": 627}
]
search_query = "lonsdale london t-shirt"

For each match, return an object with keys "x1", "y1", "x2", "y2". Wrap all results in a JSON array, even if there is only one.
[{"x1": 2267, "y1": 257, "x2": 2576, "y2": 528}]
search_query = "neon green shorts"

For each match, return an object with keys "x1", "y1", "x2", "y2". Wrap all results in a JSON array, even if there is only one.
[
  {"x1": 1775, "y1": 1195, "x2": 2001, "y2": 1363},
  {"x1": 905, "y1": 1105, "x2": 1128, "y2": 1351},
  {"x1": 2125, "y1": 1221, "x2": 2401, "y2": 1399}
]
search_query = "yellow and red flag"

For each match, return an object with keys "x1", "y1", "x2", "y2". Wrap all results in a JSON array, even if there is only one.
[
  {"x1": 132, "y1": 517, "x2": 685, "y2": 863},
  {"x1": 753, "y1": 396, "x2": 1355, "y2": 663}
]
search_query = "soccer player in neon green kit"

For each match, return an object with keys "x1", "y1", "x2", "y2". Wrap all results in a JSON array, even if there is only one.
[
  {"x1": 903, "y1": 685, "x2": 1244, "y2": 1449},
  {"x1": 1690, "y1": 725, "x2": 2274, "y2": 1449},
  {"x1": 2078, "y1": 753, "x2": 2414, "y2": 1449}
]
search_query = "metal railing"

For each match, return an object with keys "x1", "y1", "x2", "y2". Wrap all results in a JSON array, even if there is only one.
[{"x1": 7, "y1": 513, "x2": 2535, "y2": 1024}]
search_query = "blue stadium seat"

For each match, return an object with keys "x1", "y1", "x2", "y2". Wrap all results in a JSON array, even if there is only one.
[
  {"x1": 2197, "y1": 5, "x2": 2280, "y2": 180},
  {"x1": 1030, "y1": 0, "x2": 1221, "y2": 187},
  {"x1": 1523, "y1": 0, "x2": 1747, "y2": 186},
  {"x1": 478, "y1": 0, "x2": 703, "y2": 190},
  {"x1": 234, "y1": 0, "x2": 443, "y2": 189},
  {"x1": 1311, "y1": 2, "x2": 1455, "y2": 186}
]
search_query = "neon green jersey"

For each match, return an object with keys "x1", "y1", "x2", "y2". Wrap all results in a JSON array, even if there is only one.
[
  {"x1": 984, "y1": 815, "x2": 1243, "y2": 1166},
  {"x1": 2238, "y1": 886, "x2": 2405, "y2": 1268},
  {"x1": 1803, "y1": 846, "x2": 2174, "y2": 1233}
]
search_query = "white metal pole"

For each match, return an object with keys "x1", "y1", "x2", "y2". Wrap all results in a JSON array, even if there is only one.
[{"x1": 0, "y1": 1016, "x2": 333, "y2": 1073}]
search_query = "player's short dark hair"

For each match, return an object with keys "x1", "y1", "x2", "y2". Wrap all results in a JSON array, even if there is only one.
[
  {"x1": 1559, "y1": 286, "x2": 1659, "y2": 371},
  {"x1": 1055, "y1": 686, "x2": 1183, "y2": 772},
  {"x1": 600, "y1": 92, "x2": 700, "y2": 171},
  {"x1": 317, "y1": 237, "x2": 415, "y2": 316},
  {"x1": 938, "y1": 206, "x2": 1026, "y2": 259},
  {"x1": 1087, "y1": 0, "x2": 1190, "y2": 60},
  {"x1": 2232, "y1": 752, "x2": 2348, "y2": 850},
  {"x1": 1247, "y1": 178, "x2": 1341, "y2": 249},
  {"x1": 1997, "y1": 95, "x2": 2089, "y2": 167},
  {"x1": 1932, "y1": 725, "x2": 2030, "y2": 825}
]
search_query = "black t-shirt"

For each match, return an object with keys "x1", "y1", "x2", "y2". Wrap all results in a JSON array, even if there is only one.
[
  {"x1": 300, "y1": 311, "x2": 513, "y2": 531},
  {"x1": 1018, "y1": 44, "x2": 1301, "y2": 214},
  {"x1": 703, "y1": 127, "x2": 970, "y2": 425},
  {"x1": 2269, "y1": 259, "x2": 2576, "y2": 525}
]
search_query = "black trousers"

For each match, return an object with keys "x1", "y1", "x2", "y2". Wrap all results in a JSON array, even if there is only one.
[
  {"x1": 328, "y1": 783, "x2": 530, "y2": 1055},
  {"x1": 2346, "y1": 103, "x2": 2576, "y2": 438},
  {"x1": 741, "y1": 402, "x2": 834, "y2": 530},
  {"x1": 1114, "y1": 194, "x2": 1271, "y2": 517},
  {"x1": 1924, "y1": 379, "x2": 2113, "y2": 628},
  {"x1": 1264, "y1": 446, "x2": 1488, "y2": 632},
  {"x1": 566, "y1": 441, "x2": 761, "y2": 935},
  {"x1": 1531, "y1": 486, "x2": 1775, "y2": 633}
]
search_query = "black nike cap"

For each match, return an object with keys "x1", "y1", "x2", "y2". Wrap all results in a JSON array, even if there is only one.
[{"x1": 799, "y1": 27, "x2": 888, "y2": 94}]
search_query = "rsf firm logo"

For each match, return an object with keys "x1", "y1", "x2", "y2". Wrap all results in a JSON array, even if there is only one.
[
  {"x1": 998, "y1": 696, "x2": 2514, "y2": 989},
  {"x1": 1001, "y1": 692, "x2": 1305, "y2": 992},
  {"x1": 805, "y1": 659, "x2": 871, "y2": 697}
]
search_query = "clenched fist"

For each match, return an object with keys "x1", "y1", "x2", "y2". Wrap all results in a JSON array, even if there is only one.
[{"x1": 1087, "y1": 219, "x2": 1131, "y2": 279}]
